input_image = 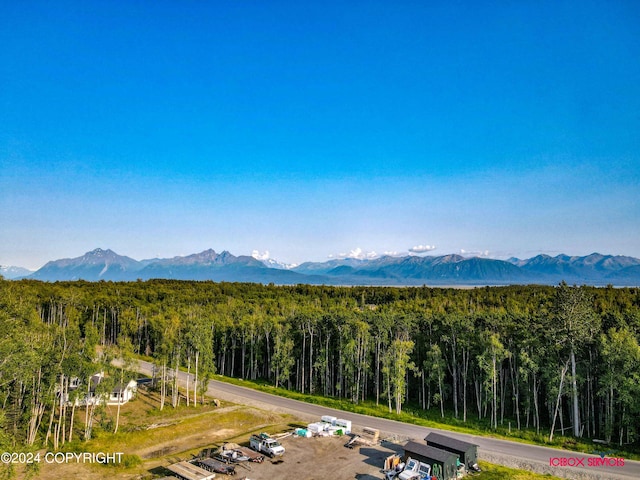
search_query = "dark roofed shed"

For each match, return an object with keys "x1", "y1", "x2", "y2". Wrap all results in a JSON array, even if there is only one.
[
  {"x1": 424, "y1": 432, "x2": 478, "y2": 470},
  {"x1": 404, "y1": 440, "x2": 458, "y2": 480}
]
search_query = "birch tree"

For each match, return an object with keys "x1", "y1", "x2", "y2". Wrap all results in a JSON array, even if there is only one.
[
  {"x1": 426, "y1": 344, "x2": 446, "y2": 418},
  {"x1": 383, "y1": 335, "x2": 415, "y2": 415},
  {"x1": 598, "y1": 328, "x2": 640, "y2": 444},
  {"x1": 553, "y1": 283, "x2": 599, "y2": 437},
  {"x1": 272, "y1": 322, "x2": 294, "y2": 388},
  {"x1": 477, "y1": 332, "x2": 509, "y2": 430}
]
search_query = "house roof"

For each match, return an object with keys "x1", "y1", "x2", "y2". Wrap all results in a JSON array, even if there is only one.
[
  {"x1": 404, "y1": 440, "x2": 458, "y2": 464},
  {"x1": 112, "y1": 379, "x2": 137, "y2": 393},
  {"x1": 424, "y1": 432, "x2": 477, "y2": 453}
]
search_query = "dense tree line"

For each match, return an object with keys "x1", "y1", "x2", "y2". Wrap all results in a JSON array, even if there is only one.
[{"x1": 1, "y1": 278, "x2": 639, "y2": 452}]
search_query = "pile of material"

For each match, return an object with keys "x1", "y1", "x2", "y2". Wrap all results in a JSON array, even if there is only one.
[
  {"x1": 344, "y1": 427, "x2": 380, "y2": 448},
  {"x1": 304, "y1": 415, "x2": 352, "y2": 437}
]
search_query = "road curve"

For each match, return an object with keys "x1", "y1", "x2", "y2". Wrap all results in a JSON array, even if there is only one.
[{"x1": 135, "y1": 360, "x2": 639, "y2": 480}]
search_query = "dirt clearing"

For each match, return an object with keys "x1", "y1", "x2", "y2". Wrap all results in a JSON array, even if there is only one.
[
  {"x1": 26, "y1": 386, "x2": 397, "y2": 480},
  {"x1": 189, "y1": 434, "x2": 398, "y2": 480}
]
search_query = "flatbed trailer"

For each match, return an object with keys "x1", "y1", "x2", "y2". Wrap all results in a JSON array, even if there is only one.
[
  {"x1": 236, "y1": 445, "x2": 264, "y2": 463},
  {"x1": 166, "y1": 461, "x2": 215, "y2": 480},
  {"x1": 196, "y1": 457, "x2": 235, "y2": 475}
]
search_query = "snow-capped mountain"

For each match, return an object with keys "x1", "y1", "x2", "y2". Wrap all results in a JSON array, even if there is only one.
[
  {"x1": 28, "y1": 248, "x2": 142, "y2": 281},
  {"x1": 0, "y1": 265, "x2": 34, "y2": 279},
  {"x1": 251, "y1": 251, "x2": 298, "y2": 270},
  {"x1": 10, "y1": 249, "x2": 640, "y2": 286},
  {"x1": 261, "y1": 258, "x2": 299, "y2": 269}
]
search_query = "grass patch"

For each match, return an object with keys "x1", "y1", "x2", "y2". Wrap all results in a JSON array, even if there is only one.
[
  {"x1": 85, "y1": 399, "x2": 279, "y2": 456},
  {"x1": 475, "y1": 461, "x2": 563, "y2": 479},
  {"x1": 34, "y1": 386, "x2": 293, "y2": 480}
]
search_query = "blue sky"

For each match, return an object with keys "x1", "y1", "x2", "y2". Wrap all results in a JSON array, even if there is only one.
[{"x1": 1, "y1": 1, "x2": 639, "y2": 269}]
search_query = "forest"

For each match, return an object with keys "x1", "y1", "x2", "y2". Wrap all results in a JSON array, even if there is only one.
[{"x1": 1, "y1": 277, "x2": 639, "y2": 453}]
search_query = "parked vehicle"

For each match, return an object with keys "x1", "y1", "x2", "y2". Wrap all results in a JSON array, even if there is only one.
[
  {"x1": 397, "y1": 457, "x2": 432, "y2": 480},
  {"x1": 195, "y1": 457, "x2": 236, "y2": 475},
  {"x1": 249, "y1": 433, "x2": 285, "y2": 457}
]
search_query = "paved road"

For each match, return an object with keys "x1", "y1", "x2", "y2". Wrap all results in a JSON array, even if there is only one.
[{"x1": 135, "y1": 360, "x2": 639, "y2": 480}]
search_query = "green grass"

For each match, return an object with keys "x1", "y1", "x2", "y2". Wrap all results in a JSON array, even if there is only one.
[{"x1": 475, "y1": 461, "x2": 562, "y2": 479}]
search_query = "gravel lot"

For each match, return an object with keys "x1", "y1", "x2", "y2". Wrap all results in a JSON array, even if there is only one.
[{"x1": 219, "y1": 434, "x2": 399, "y2": 480}]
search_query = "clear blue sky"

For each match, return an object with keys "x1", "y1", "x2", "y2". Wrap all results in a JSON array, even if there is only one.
[{"x1": 2, "y1": 1, "x2": 639, "y2": 269}]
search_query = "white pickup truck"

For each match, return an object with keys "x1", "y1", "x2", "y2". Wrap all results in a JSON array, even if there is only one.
[{"x1": 249, "y1": 433, "x2": 285, "y2": 457}]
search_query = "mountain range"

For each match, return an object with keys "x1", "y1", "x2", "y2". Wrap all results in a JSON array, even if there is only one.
[
  {"x1": 4, "y1": 248, "x2": 640, "y2": 286},
  {"x1": 0, "y1": 265, "x2": 34, "y2": 280}
]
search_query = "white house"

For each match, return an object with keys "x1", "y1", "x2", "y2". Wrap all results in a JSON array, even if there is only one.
[
  {"x1": 64, "y1": 372, "x2": 137, "y2": 406},
  {"x1": 107, "y1": 379, "x2": 138, "y2": 405}
]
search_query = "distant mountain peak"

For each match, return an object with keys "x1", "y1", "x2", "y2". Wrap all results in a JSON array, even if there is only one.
[
  {"x1": 28, "y1": 248, "x2": 140, "y2": 281},
  {"x1": 260, "y1": 258, "x2": 298, "y2": 270},
  {"x1": 0, "y1": 265, "x2": 34, "y2": 279},
  {"x1": 194, "y1": 249, "x2": 220, "y2": 261},
  {"x1": 434, "y1": 254, "x2": 465, "y2": 264},
  {"x1": 82, "y1": 248, "x2": 121, "y2": 261},
  {"x1": 12, "y1": 248, "x2": 640, "y2": 286},
  {"x1": 251, "y1": 251, "x2": 298, "y2": 270}
]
